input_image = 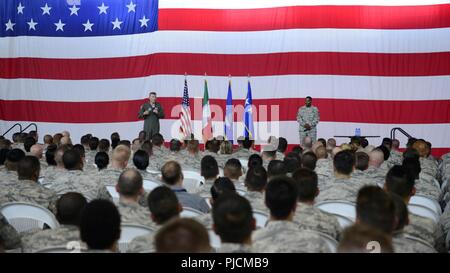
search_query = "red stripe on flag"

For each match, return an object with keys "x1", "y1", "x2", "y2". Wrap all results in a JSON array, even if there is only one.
[
  {"x1": 2, "y1": 52, "x2": 450, "y2": 79},
  {"x1": 1, "y1": 98, "x2": 449, "y2": 124},
  {"x1": 159, "y1": 5, "x2": 450, "y2": 31}
]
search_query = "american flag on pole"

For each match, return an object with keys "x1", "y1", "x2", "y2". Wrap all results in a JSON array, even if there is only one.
[
  {"x1": 1, "y1": 0, "x2": 450, "y2": 157},
  {"x1": 179, "y1": 78, "x2": 192, "y2": 139}
]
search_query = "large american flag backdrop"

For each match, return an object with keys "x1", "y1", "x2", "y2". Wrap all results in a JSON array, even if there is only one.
[{"x1": 1, "y1": 0, "x2": 450, "y2": 156}]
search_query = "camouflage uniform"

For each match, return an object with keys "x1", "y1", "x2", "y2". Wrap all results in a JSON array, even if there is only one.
[
  {"x1": 362, "y1": 166, "x2": 388, "y2": 185},
  {"x1": 97, "y1": 167, "x2": 127, "y2": 187},
  {"x1": 46, "y1": 170, "x2": 111, "y2": 202},
  {"x1": 196, "y1": 178, "x2": 216, "y2": 198},
  {"x1": 420, "y1": 157, "x2": 438, "y2": 178},
  {"x1": 404, "y1": 212, "x2": 446, "y2": 252},
  {"x1": 438, "y1": 207, "x2": 450, "y2": 240},
  {"x1": 126, "y1": 225, "x2": 160, "y2": 253},
  {"x1": 297, "y1": 105, "x2": 320, "y2": 143},
  {"x1": 315, "y1": 159, "x2": 333, "y2": 180},
  {"x1": 217, "y1": 243, "x2": 252, "y2": 253},
  {"x1": 316, "y1": 178, "x2": 364, "y2": 203},
  {"x1": 243, "y1": 191, "x2": 269, "y2": 213},
  {"x1": 252, "y1": 221, "x2": 329, "y2": 253},
  {"x1": 117, "y1": 201, "x2": 155, "y2": 229},
  {"x1": 276, "y1": 151, "x2": 285, "y2": 161},
  {"x1": 21, "y1": 225, "x2": 80, "y2": 253},
  {"x1": 293, "y1": 203, "x2": 341, "y2": 240},
  {"x1": 0, "y1": 169, "x2": 18, "y2": 187},
  {"x1": 414, "y1": 179, "x2": 441, "y2": 202},
  {"x1": 0, "y1": 211, "x2": 21, "y2": 250},
  {"x1": 387, "y1": 150, "x2": 403, "y2": 167},
  {"x1": 39, "y1": 167, "x2": 66, "y2": 187},
  {"x1": 152, "y1": 146, "x2": 169, "y2": 158},
  {"x1": 194, "y1": 213, "x2": 213, "y2": 230},
  {"x1": 232, "y1": 148, "x2": 258, "y2": 160},
  {"x1": 392, "y1": 231, "x2": 437, "y2": 253},
  {"x1": 0, "y1": 179, "x2": 58, "y2": 211}
]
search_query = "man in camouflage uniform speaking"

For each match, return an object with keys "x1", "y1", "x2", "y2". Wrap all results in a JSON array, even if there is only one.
[{"x1": 296, "y1": 96, "x2": 320, "y2": 144}]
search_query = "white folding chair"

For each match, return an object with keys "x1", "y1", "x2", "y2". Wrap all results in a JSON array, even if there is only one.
[
  {"x1": 143, "y1": 179, "x2": 162, "y2": 192},
  {"x1": 0, "y1": 202, "x2": 59, "y2": 233},
  {"x1": 208, "y1": 229, "x2": 222, "y2": 250},
  {"x1": 334, "y1": 215, "x2": 354, "y2": 229},
  {"x1": 408, "y1": 203, "x2": 439, "y2": 223},
  {"x1": 34, "y1": 242, "x2": 87, "y2": 253},
  {"x1": 315, "y1": 201, "x2": 356, "y2": 221},
  {"x1": 253, "y1": 210, "x2": 269, "y2": 229},
  {"x1": 313, "y1": 231, "x2": 339, "y2": 253},
  {"x1": 119, "y1": 224, "x2": 154, "y2": 253},
  {"x1": 146, "y1": 168, "x2": 160, "y2": 175},
  {"x1": 236, "y1": 188, "x2": 247, "y2": 196},
  {"x1": 181, "y1": 207, "x2": 205, "y2": 218},
  {"x1": 106, "y1": 186, "x2": 120, "y2": 204},
  {"x1": 409, "y1": 195, "x2": 442, "y2": 216},
  {"x1": 205, "y1": 197, "x2": 212, "y2": 209}
]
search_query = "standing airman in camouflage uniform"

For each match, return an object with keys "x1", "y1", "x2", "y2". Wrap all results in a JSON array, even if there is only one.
[{"x1": 297, "y1": 96, "x2": 320, "y2": 143}]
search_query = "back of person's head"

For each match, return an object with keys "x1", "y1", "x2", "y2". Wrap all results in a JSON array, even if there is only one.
[
  {"x1": 6, "y1": 148, "x2": 26, "y2": 171},
  {"x1": 55, "y1": 144, "x2": 71, "y2": 166},
  {"x1": 356, "y1": 186, "x2": 396, "y2": 234},
  {"x1": 80, "y1": 134, "x2": 90, "y2": 147},
  {"x1": 0, "y1": 148, "x2": 9, "y2": 165},
  {"x1": 148, "y1": 186, "x2": 181, "y2": 224},
  {"x1": 169, "y1": 139, "x2": 181, "y2": 152},
  {"x1": 277, "y1": 137, "x2": 288, "y2": 153},
  {"x1": 292, "y1": 168, "x2": 318, "y2": 202},
  {"x1": 140, "y1": 140, "x2": 153, "y2": 156},
  {"x1": 412, "y1": 139, "x2": 428, "y2": 158},
  {"x1": 219, "y1": 141, "x2": 233, "y2": 154},
  {"x1": 301, "y1": 152, "x2": 317, "y2": 171},
  {"x1": 360, "y1": 138, "x2": 369, "y2": 148},
  {"x1": 18, "y1": 156, "x2": 40, "y2": 180},
  {"x1": 317, "y1": 138, "x2": 326, "y2": 148},
  {"x1": 283, "y1": 155, "x2": 301, "y2": 174},
  {"x1": 248, "y1": 154, "x2": 263, "y2": 169},
  {"x1": 56, "y1": 192, "x2": 87, "y2": 227},
  {"x1": 337, "y1": 224, "x2": 393, "y2": 253},
  {"x1": 155, "y1": 218, "x2": 211, "y2": 253},
  {"x1": 355, "y1": 152, "x2": 369, "y2": 171},
  {"x1": 223, "y1": 158, "x2": 242, "y2": 180},
  {"x1": 402, "y1": 157, "x2": 421, "y2": 180},
  {"x1": 12, "y1": 132, "x2": 20, "y2": 143},
  {"x1": 392, "y1": 139, "x2": 400, "y2": 149},
  {"x1": 112, "y1": 144, "x2": 131, "y2": 165},
  {"x1": 89, "y1": 137, "x2": 99, "y2": 151},
  {"x1": 98, "y1": 138, "x2": 110, "y2": 153},
  {"x1": 52, "y1": 133, "x2": 63, "y2": 145},
  {"x1": 212, "y1": 193, "x2": 254, "y2": 244},
  {"x1": 63, "y1": 149, "x2": 82, "y2": 170},
  {"x1": 389, "y1": 193, "x2": 409, "y2": 231},
  {"x1": 200, "y1": 155, "x2": 219, "y2": 180},
  {"x1": 110, "y1": 132, "x2": 120, "y2": 143},
  {"x1": 385, "y1": 165, "x2": 415, "y2": 199},
  {"x1": 211, "y1": 177, "x2": 236, "y2": 201},
  {"x1": 267, "y1": 160, "x2": 287, "y2": 178},
  {"x1": 208, "y1": 139, "x2": 220, "y2": 153},
  {"x1": 45, "y1": 144, "x2": 58, "y2": 166},
  {"x1": 302, "y1": 136, "x2": 313, "y2": 149},
  {"x1": 406, "y1": 137, "x2": 417, "y2": 149},
  {"x1": 265, "y1": 176, "x2": 298, "y2": 219},
  {"x1": 161, "y1": 161, "x2": 183, "y2": 186},
  {"x1": 187, "y1": 139, "x2": 199, "y2": 154},
  {"x1": 80, "y1": 199, "x2": 121, "y2": 250},
  {"x1": 72, "y1": 144, "x2": 85, "y2": 159},
  {"x1": 132, "y1": 150, "x2": 149, "y2": 170},
  {"x1": 95, "y1": 152, "x2": 109, "y2": 170},
  {"x1": 24, "y1": 136, "x2": 36, "y2": 152},
  {"x1": 117, "y1": 169, "x2": 143, "y2": 198},
  {"x1": 403, "y1": 148, "x2": 420, "y2": 161},
  {"x1": 151, "y1": 133, "x2": 164, "y2": 147},
  {"x1": 376, "y1": 145, "x2": 390, "y2": 161},
  {"x1": 245, "y1": 166, "x2": 267, "y2": 192},
  {"x1": 315, "y1": 146, "x2": 327, "y2": 159},
  {"x1": 0, "y1": 139, "x2": 11, "y2": 150},
  {"x1": 382, "y1": 138, "x2": 393, "y2": 150},
  {"x1": 333, "y1": 150, "x2": 354, "y2": 175},
  {"x1": 242, "y1": 137, "x2": 253, "y2": 149}
]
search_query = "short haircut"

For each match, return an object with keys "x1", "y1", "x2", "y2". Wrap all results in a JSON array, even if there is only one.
[
  {"x1": 292, "y1": 168, "x2": 318, "y2": 202},
  {"x1": 118, "y1": 140, "x2": 131, "y2": 148},
  {"x1": 6, "y1": 148, "x2": 26, "y2": 168},
  {"x1": 63, "y1": 149, "x2": 82, "y2": 170},
  {"x1": 161, "y1": 161, "x2": 182, "y2": 185},
  {"x1": 140, "y1": 140, "x2": 153, "y2": 156},
  {"x1": 389, "y1": 193, "x2": 409, "y2": 231},
  {"x1": 267, "y1": 160, "x2": 287, "y2": 178},
  {"x1": 223, "y1": 158, "x2": 242, "y2": 180},
  {"x1": 385, "y1": 165, "x2": 415, "y2": 199},
  {"x1": 111, "y1": 132, "x2": 120, "y2": 142},
  {"x1": 149, "y1": 91, "x2": 157, "y2": 96},
  {"x1": 187, "y1": 139, "x2": 199, "y2": 153},
  {"x1": 208, "y1": 139, "x2": 220, "y2": 153},
  {"x1": 56, "y1": 192, "x2": 87, "y2": 227},
  {"x1": 333, "y1": 150, "x2": 355, "y2": 175},
  {"x1": 402, "y1": 157, "x2": 421, "y2": 180},
  {"x1": 155, "y1": 218, "x2": 210, "y2": 253},
  {"x1": 112, "y1": 145, "x2": 131, "y2": 164},
  {"x1": 117, "y1": 169, "x2": 143, "y2": 197},
  {"x1": 45, "y1": 144, "x2": 58, "y2": 166},
  {"x1": 283, "y1": 154, "x2": 301, "y2": 173},
  {"x1": 169, "y1": 139, "x2": 181, "y2": 152},
  {"x1": 219, "y1": 141, "x2": 233, "y2": 154},
  {"x1": 95, "y1": 152, "x2": 109, "y2": 170},
  {"x1": 200, "y1": 155, "x2": 219, "y2": 179},
  {"x1": 148, "y1": 186, "x2": 180, "y2": 224},
  {"x1": 277, "y1": 137, "x2": 288, "y2": 153},
  {"x1": 72, "y1": 144, "x2": 85, "y2": 158},
  {"x1": 211, "y1": 177, "x2": 236, "y2": 201},
  {"x1": 151, "y1": 133, "x2": 164, "y2": 146},
  {"x1": 355, "y1": 152, "x2": 369, "y2": 171},
  {"x1": 18, "y1": 156, "x2": 40, "y2": 180},
  {"x1": 265, "y1": 176, "x2": 298, "y2": 219},
  {"x1": 242, "y1": 137, "x2": 254, "y2": 149},
  {"x1": 306, "y1": 96, "x2": 312, "y2": 100},
  {"x1": 315, "y1": 146, "x2": 327, "y2": 159},
  {"x1": 132, "y1": 150, "x2": 149, "y2": 170},
  {"x1": 317, "y1": 138, "x2": 327, "y2": 148},
  {"x1": 98, "y1": 138, "x2": 110, "y2": 152},
  {"x1": 337, "y1": 224, "x2": 393, "y2": 253},
  {"x1": 248, "y1": 154, "x2": 263, "y2": 169},
  {"x1": 361, "y1": 138, "x2": 369, "y2": 148},
  {"x1": 212, "y1": 194, "x2": 253, "y2": 244},
  {"x1": 356, "y1": 186, "x2": 396, "y2": 234},
  {"x1": 382, "y1": 138, "x2": 392, "y2": 149},
  {"x1": 376, "y1": 145, "x2": 390, "y2": 161},
  {"x1": 89, "y1": 137, "x2": 99, "y2": 150},
  {"x1": 301, "y1": 152, "x2": 317, "y2": 171},
  {"x1": 23, "y1": 136, "x2": 36, "y2": 152},
  {"x1": 80, "y1": 199, "x2": 121, "y2": 250},
  {"x1": 80, "y1": 134, "x2": 90, "y2": 146},
  {"x1": 245, "y1": 166, "x2": 267, "y2": 191}
]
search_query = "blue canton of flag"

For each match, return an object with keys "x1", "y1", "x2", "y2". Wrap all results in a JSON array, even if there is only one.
[
  {"x1": 244, "y1": 80, "x2": 254, "y2": 139},
  {"x1": 0, "y1": 0, "x2": 158, "y2": 37},
  {"x1": 224, "y1": 80, "x2": 233, "y2": 143}
]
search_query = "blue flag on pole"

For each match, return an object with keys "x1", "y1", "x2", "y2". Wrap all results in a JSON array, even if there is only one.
[
  {"x1": 225, "y1": 80, "x2": 234, "y2": 143},
  {"x1": 244, "y1": 80, "x2": 254, "y2": 139}
]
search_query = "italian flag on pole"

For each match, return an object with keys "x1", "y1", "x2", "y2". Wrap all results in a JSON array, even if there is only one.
[{"x1": 202, "y1": 78, "x2": 213, "y2": 142}]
